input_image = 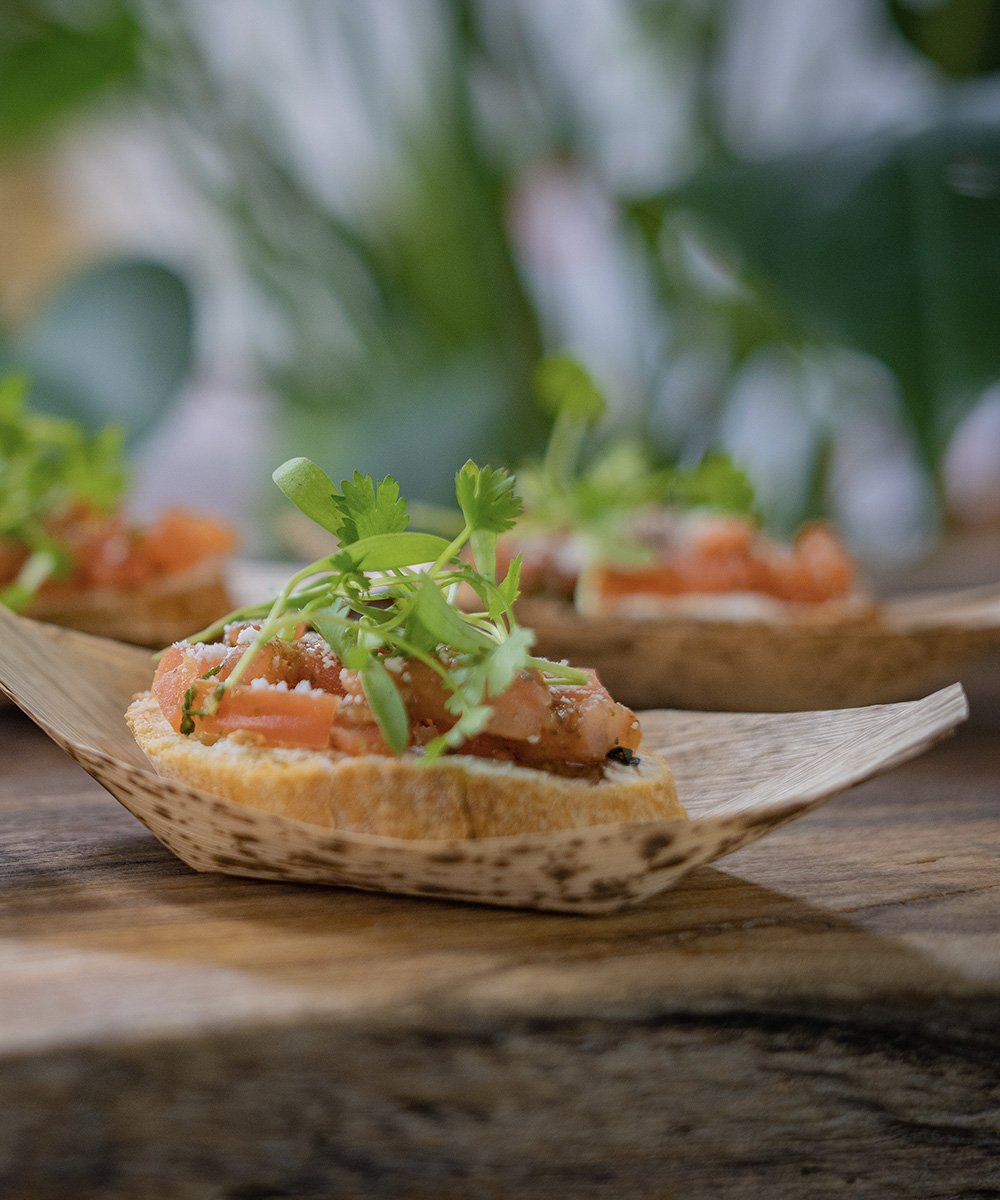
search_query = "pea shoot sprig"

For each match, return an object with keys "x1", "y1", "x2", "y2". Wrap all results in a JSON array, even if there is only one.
[
  {"x1": 184, "y1": 457, "x2": 587, "y2": 762},
  {"x1": 0, "y1": 375, "x2": 127, "y2": 612}
]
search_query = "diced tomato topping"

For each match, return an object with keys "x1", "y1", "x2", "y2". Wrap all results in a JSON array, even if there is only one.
[
  {"x1": 129, "y1": 510, "x2": 238, "y2": 578},
  {"x1": 461, "y1": 669, "x2": 641, "y2": 766},
  {"x1": 151, "y1": 627, "x2": 641, "y2": 764},
  {"x1": 590, "y1": 518, "x2": 854, "y2": 606},
  {"x1": 1, "y1": 505, "x2": 237, "y2": 596},
  {"x1": 152, "y1": 640, "x2": 341, "y2": 751}
]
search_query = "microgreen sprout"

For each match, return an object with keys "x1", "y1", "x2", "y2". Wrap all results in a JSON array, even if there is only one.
[
  {"x1": 183, "y1": 458, "x2": 588, "y2": 761},
  {"x1": 0, "y1": 374, "x2": 127, "y2": 611},
  {"x1": 518, "y1": 355, "x2": 756, "y2": 563}
]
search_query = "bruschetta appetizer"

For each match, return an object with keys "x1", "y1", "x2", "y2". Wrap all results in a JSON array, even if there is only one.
[
  {"x1": 1, "y1": 377, "x2": 236, "y2": 645},
  {"x1": 127, "y1": 458, "x2": 682, "y2": 838}
]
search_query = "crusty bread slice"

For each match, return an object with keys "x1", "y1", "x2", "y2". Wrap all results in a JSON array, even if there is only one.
[
  {"x1": 126, "y1": 693, "x2": 684, "y2": 839},
  {"x1": 28, "y1": 558, "x2": 233, "y2": 649}
]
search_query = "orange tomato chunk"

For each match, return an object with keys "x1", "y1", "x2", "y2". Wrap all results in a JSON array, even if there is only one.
[
  {"x1": 152, "y1": 640, "x2": 340, "y2": 750},
  {"x1": 152, "y1": 629, "x2": 643, "y2": 764},
  {"x1": 592, "y1": 518, "x2": 854, "y2": 605}
]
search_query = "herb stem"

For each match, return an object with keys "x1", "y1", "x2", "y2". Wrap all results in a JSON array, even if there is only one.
[
  {"x1": 527, "y1": 656, "x2": 589, "y2": 685},
  {"x1": 205, "y1": 558, "x2": 331, "y2": 711},
  {"x1": 429, "y1": 525, "x2": 471, "y2": 576},
  {"x1": 542, "y1": 409, "x2": 586, "y2": 490}
]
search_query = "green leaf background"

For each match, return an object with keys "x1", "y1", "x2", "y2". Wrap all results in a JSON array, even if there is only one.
[
  {"x1": 5, "y1": 0, "x2": 1000, "y2": 545},
  {"x1": 667, "y1": 120, "x2": 1000, "y2": 469}
]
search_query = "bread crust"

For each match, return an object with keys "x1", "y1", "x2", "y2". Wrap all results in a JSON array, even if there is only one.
[
  {"x1": 28, "y1": 558, "x2": 232, "y2": 648},
  {"x1": 126, "y1": 693, "x2": 684, "y2": 839}
]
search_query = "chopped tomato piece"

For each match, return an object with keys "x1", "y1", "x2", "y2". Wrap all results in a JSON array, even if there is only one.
[
  {"x1": 590, "y1": 518, "x2": 854, "y2": 606},
  {"x1": 152, "y1": 631, "x2": 642, "y2": 764},
  {"x1": 137, "y1": 510, "x2": 238, "y2": 577},
  {"x1": 1, "y1": 504, "x2": 237, "y2": 598},
  {"x1": 152, "y1": 641, "x2": 340, "y2": 751}
]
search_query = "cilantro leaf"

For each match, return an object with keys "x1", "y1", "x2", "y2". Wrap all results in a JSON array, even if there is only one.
[
  {"x1": 481, "y1": 624, "x2": 534, "y2": 697},
  {"x1": 337, "y1": 531, "x2": 452, "y2": 572},
  {"x1": 455, "y1": 461, "x2": 521, "y2": 535},
  {"x1": 469, "y1": 529, "x2": 497, "y2": 583},
  {"x1": 409, "y1": 576, "x2": 495, "y2": 654},
  {"x1": 334, "y1": 472, "x2": 409, "y2": 544},
  {"x1": 494, "y1": 554, "x2": 522, "y2": 616},
  {"x1": 309, "y1": 602, "x2": 355, "y2": 659}
]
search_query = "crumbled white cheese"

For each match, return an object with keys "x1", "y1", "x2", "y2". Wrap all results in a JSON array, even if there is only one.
[
  {"x1": 247, "y1": 677, "x2": 289, "y2": 692},
  {"x1": 185, "y1": 642, "x2": 228, "y2": 667}
]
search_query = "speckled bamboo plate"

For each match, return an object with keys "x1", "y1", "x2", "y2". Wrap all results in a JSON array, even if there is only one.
[
  {"x1": 0, "y1": 561, "x2": 235, "y2": 709},
  {"x1": 517, "y1": 583, "x2": 1000, "y2": 712},
  {"x1": 0, "y1": 605, "x2": 967, "y2": 914}
]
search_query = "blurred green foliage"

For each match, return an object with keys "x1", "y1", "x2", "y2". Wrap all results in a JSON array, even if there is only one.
[
  {"x1": 0, "y1": 259, "x2": 193, "y2": 448},
  {"x1": 0, "y1": 3, "x2": 192, "y2": 445},
  {"x1": 135, "y1": 0, "x2": 548, "y2": 503},
  {"x1": 0, "y1": 1, "x2": 139, "y2": 148},
  {"x1": 889, "y1": 0, "x2": 1000, "y2": 77},
  {"x1": 652, "y1": 119, "x2": 1000, "y2": 470},
  {"x1": 4, "y1": 0, "x2": 1000, "y2": 539},
  {"x1": 625, "y1": 0, "x2": 1000, "y2": 524},
  {"x1": 2, "y1": 259, "x2": 194, "y2": 442}
]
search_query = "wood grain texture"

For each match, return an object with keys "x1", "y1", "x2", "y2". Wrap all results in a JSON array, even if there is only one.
[{"x1": 1, "y1": 709, "x2": 998, "y2": 1199}]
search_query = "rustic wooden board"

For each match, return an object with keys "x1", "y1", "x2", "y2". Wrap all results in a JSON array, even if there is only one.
[{"x1": 1, "y1": 706, "x2": 998, "y2": 1199}]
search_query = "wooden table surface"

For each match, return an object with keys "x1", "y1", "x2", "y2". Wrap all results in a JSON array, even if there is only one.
[{"x1": 1, "y1": 700, "x2": 998, "y2": 1200}]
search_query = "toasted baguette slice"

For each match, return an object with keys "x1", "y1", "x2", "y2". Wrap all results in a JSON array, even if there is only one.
[
  {"x1": 126, "y1": 693, "x2": 683, "y2": 839},
  {"x1": 27, "y1": 558, "x2": 233, "y2": 649}
]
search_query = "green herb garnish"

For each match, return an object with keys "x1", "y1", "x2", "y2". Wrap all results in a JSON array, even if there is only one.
[
  {"x1": 179, "y1": 665, "x2": 223, "y2": 735},
  {"x1": 182, "y1": 458, "x2": 588, "y2": 761},
  {"x1": 179, "y1": 684, "x2": 201, "y2": 736},
  {"x1": 0, "y1": 374, "x2": 128, "y2": 611},
  {"x1": 517, "y1": 355, "x2": 756, "y2": 563}
]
